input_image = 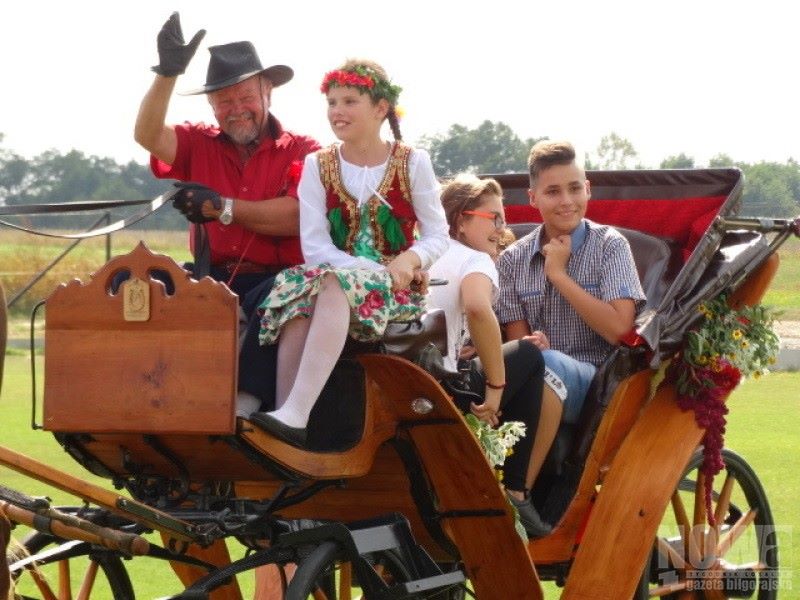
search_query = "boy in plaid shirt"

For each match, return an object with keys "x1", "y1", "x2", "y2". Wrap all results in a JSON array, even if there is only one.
[{"x1": 497, "y1": 140, "x2": 645, "y2": 524}]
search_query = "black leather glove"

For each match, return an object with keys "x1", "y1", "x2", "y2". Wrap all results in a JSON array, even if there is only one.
[
  {"x1": 171, "y1": 182, "x2": 222, "y2": 224},
  {"x1": 151, "y1": 12, "x2": 206, "y2": 77}
]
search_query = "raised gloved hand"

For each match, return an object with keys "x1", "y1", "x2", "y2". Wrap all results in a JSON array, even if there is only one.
[
  {"x1": 151, "y1": 12, "x2": 206, "y2": 77},
  {"x1": 171, "y1": 182, "x2": 221, "y2": 224}
]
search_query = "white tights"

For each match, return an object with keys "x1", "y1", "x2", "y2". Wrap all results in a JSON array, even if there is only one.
[{"x1": 269, "y1": 273, "x2": 350, "y2": 428}]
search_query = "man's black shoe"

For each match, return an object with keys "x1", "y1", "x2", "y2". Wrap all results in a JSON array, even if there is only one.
[{"x1": 249, "y1": 413, "x2": 307, "y2": 447}]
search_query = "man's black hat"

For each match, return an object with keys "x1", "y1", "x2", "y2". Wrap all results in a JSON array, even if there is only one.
[{"x1": 181, "y1": 41, "x2": 293, "y2": 95}]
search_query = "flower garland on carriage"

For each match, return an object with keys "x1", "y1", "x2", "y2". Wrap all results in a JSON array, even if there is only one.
[{"x1": 668, "y1": 295, "x2": 780, "y2": 524}]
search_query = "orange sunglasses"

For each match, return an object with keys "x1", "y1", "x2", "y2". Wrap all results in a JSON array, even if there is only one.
[{"x1": 461, "y1": 210, "x2": 505, "y2": 229}]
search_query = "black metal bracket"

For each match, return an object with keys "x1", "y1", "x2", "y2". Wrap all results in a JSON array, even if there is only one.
[
  {"x1": 142, "y1": 434, "x2": 191, "y2": 504},
  {"x1": 397, "y1": 418, "x2": 459, "y2": 430},
  {"x1": 389, "y1": 437, "x2": 461, "y2": 560},
  {"x1": 220, "y1": 434, "x2": 301, "y2": 482},
  {"x1": 435, "y1": 509, "x2": 506, "y2": 519}
]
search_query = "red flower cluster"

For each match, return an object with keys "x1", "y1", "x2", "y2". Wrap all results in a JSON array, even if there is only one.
[
  {"x1": 358, "y1": 289, "x2": 385, "y2": 318},
  {"x1": 674, "y1": 359, "x2": 742, "y2": 526},
  {"x1": 393, "y1": 289, "x2": 411, "y2": 305},
  {"x1": 320, "y1": 70, "x2": 376, "y2": 94}
]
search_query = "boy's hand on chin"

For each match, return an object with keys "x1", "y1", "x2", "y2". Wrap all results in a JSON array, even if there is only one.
[{"x1": 543, "y1": 234, "x2": 571, "y2": 279}]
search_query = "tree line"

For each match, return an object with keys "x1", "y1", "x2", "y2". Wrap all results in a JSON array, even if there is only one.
[
  {"x1": 1, "y1": 124, "x2": 798, "y2": 229},
  {"x1": 422, "y1": 126, "x2": 800, "y2": 218}
]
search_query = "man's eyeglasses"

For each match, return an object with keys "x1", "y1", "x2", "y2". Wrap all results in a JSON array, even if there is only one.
[{"x1": 462, "y1": 210, "x2": 506, "y2": 229}]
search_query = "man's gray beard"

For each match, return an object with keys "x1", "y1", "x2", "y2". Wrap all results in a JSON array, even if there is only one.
[{"x1": 226, "y1": 125, "x2": 259, "y2": 145}]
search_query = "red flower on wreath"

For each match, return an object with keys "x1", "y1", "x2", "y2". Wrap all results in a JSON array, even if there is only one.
[{"x1": 320, "y1": 70, "x2": 375, "y2": 93}]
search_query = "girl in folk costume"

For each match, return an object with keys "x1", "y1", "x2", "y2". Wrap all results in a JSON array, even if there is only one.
[{"x1": 251, "y1": 59, "x2": 449, "y2": 444}]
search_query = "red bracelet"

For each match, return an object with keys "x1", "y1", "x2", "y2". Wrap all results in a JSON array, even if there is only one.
[{"x1": 485, "y1": 381, "x2": 506, "y2": 390}]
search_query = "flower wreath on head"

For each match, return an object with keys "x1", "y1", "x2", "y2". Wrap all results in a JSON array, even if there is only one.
[
  {"x1": 668, "y1": 295, "x2": 780, "y2": 526},
  {"x1": 320, "y1": 65, "x2": 403, "y2": 107}
]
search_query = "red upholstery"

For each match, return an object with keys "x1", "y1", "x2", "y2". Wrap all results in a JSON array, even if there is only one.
[{"x1": 505, "y1": 195, "x2": 727, "y2": 262}]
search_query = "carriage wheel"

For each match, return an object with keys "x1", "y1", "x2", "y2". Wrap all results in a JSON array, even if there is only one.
[
  {"x1": 10, "y1": 530, "x2": 134, "y2": 600},
  {"x1": 635, "y1": 448, "x2": 778, "y2": 599}
]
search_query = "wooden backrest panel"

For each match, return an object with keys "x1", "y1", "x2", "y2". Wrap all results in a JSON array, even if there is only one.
[{"x1": 44, "y1": 243, "x2": 239, "y2": 434}]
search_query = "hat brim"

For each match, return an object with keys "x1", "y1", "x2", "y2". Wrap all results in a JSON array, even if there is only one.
[{"x1": 180, "y1": 65, "x2": 294, "y2": 96}]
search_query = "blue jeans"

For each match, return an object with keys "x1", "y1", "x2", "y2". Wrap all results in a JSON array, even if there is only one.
[{"x1": 541, "y1": 349, "x2": 596, "y2": 424}]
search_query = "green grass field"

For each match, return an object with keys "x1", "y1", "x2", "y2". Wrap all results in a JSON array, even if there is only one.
[
  {"x1": 2, "y1": 354, "x2": 799, "y2": 598},
  {"x1": 0, "y1": 230, "x2": 192, "y2": 323}
]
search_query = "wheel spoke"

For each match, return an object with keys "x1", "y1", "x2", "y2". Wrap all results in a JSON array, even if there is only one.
[
  {"x1": 656, "y1": 537, "x2": 685, "y2": 570},
  {"x1": 58, "y1": 559, "x2": 72, "y2": 600},
  {"x1": 19, "y1": 534, "x2": 135, "y2": 600},
  {"x1": 686, "y1": 527, "x2": 703, "y2": 570},
  {"x1": 740, "y1": 560, "x2": 767, "y2": 570},
  {"x1": 76, "y1": 560, "x2": 100, "y2": 600},
  {"x1": 671, "y1": 490, "x2": 691, "y2": 530},
  {"x1": 671, "y1": 491, "x2": 691, "y2": 560},
  {"x1": 716, "y1": 508, "x2": 757, "y2": 556},
  {"x1": 693, "y1": 472, "x2": 706, "y2": 527},
  {"x1": 338, "y1": 562, "x2": 352, "y2": 600},
  {"x1": 29, "y1": 566, "x2": 60, "y2": 600},
  {"x1": 648, "y1": 579, "x2": 688, "y2": 596},
  {"x1": 690, "y1": 473, "x2": 707, "y2": 566},
  {"x1": 712, "y1": 473, "x2": 735, "y2": 526}
]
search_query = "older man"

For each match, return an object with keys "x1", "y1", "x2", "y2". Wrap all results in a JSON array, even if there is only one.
[
  {"x1": 135, "y1": 12, "x2": 320, "y2": 300},
  {"x1": 134, "y1": 15, "x2": 319, "y2": 598},
  {"x1": 135, "y1": 11, "x2": 321, "y2": 414}
]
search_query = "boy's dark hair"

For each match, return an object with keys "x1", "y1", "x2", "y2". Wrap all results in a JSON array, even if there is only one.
[{"x1": 528, "y1": 140, "x2": 576, "y2": 187}]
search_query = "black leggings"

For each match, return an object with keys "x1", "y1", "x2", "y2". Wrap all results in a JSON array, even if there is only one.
[{"x1": 461, "y1": 339, "x2": 544, "y2": 493}]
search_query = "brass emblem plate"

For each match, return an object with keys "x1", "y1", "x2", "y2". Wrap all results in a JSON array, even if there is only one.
[{"x1": 122, "y1": 277, "x2": 150, "y2": 322}]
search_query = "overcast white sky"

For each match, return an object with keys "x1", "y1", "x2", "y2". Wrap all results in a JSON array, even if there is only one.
[{"x1": 2, "y1": 0, "x2": 798, "y2": 169}]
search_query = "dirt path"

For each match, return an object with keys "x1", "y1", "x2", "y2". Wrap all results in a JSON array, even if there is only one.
[{"x1": 775, "y1": 321, "x2": 800, "y2": 348}]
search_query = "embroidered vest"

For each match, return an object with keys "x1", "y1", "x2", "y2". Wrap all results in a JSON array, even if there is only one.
[{"x1": 318, "y1": 142, "x2": 416, "y2": 261}]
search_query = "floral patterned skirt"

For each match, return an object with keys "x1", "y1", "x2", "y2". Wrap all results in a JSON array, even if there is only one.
[{"x1": 258, "y1": 264, "x2": 425, "y2": 346}]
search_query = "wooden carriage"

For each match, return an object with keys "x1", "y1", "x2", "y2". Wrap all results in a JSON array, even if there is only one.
[{"x1": 2, "y1": 167, "x2": 796, "y2": 599}]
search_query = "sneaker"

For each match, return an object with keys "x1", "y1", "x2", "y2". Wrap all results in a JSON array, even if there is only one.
[
  {"x1": 235, "y1": 391, "x2": 261, "y2": 418},
  {"x1": 505, "y1": 491, "x2": 552, "y2": 539}
]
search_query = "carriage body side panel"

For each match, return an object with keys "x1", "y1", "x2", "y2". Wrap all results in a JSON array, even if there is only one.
[{"x1": 562, "y1": 254, "x2": 779, "y2": 599}]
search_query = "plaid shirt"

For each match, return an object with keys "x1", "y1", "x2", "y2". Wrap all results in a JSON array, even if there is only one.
[{"x1": 497, "y1": 219, "x2": 645, "y2": 366}]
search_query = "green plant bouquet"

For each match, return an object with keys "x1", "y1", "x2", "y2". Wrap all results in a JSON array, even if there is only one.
[
  {"x1": 670, "y1": 295, "x2": 781, "y2": 524},
  {"x1": 464, "y1": 414, "x2": 528, "y2": 540}
]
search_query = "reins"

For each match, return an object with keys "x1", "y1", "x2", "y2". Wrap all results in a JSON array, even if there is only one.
[{"x1": 0, "y1": 188, "x2": 181, "y2": 239}]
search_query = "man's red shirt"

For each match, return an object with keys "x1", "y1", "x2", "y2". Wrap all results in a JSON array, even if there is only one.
[{"x1": 151, "y1": 115, "x2": 320, "y2": 268}]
